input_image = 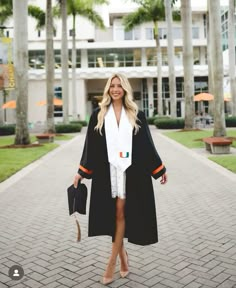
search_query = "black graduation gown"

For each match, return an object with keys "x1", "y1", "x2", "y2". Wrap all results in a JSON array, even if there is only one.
[{"x1": 78, "y1": 108, "x2": 166, "y2": 246}]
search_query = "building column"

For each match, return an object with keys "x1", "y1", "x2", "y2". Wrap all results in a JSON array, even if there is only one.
[
  {"x1": 181, "y1": 100, "x2": 185, "y2": 118},
  {"x1": 76, "y1": 79, "x2": 87, "y2": 121},
  {"x1": 141, "y1": 48, "x2": 146, "y2": 67},
  {"x1": 81, "y1": 49, "x2": 88, "y2": 68},
  {"x1": 147, "y1": 78, "x2": 154, "y2": 117},
  {"x1": 200, "y1": 46, "x2": 206, "y2": 65}
]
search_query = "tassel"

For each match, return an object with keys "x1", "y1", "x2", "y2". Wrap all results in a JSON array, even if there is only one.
[{"x1": 74, "y1": 214, "x2": 81, "y2": 242}]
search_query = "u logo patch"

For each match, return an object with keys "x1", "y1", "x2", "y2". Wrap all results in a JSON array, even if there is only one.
[{"x1": 119, "y1": 152, "x2": 129, "y2": 158}]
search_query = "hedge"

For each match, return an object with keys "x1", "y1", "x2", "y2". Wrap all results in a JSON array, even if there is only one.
[
  {"x1": 70, "y1": 120, "x2": 88, "y2": 127},
  {"x1": 226, "y1": 117, "x2": 236, "y2": 127},
  {"x1": 154, "y1": 118, "x2": 185, "y2": 129},
  {"x1": 147, "y1": 116, "x2": 170, "y2": 125},
  {"x1": 0, "y1": 125, "x2": 16, "y2": 135},
  {"x1": 153, "y1": 117, "x2": 236, "y2": 129},
  {"x1": 55, "y1": 123, "x2": 82, "y2": 133}
]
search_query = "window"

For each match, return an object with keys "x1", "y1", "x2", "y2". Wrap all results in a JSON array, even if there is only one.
[
  {"x1": 158, "y1": 28, "x2": 167, "y2": 39},
  {"x1": 54, "y1": 87, "x2": 63, "y2": 118},
  {"x1": 142, "y1": 79, "x2": 149, "y2": 116},
  {"x1": 88, "y1": 49, "x2": 141, "y2": 68},
  {"x1": 114, "y1": 27, "x2": 140, "y2": 41},
  {"x1": 38, "y1": 30, "x2": 41, "y2": 37},
  {"x1": 173, "y1": 27, "x2": 182, "y2": 39},
  {"x1": 29, "y1": 49, "x2": 81, "y2": 69},
  {"x1": 115, "y1": 27, "x2": 124, "y2": 40},
  {"x1": 145, "y1": 28, "x2": 154, "y2": 40},
  {"x1": 29, "y1": 50, "x2": 45, "y2": 69},
  {"x1": 192, "y1": 27, "x2": 199, "y2": 39},
  {"x1": 124, "y1": 30, "x2": 132, "y2": 40},
  {"x1": 133, "y1": 28, "x2": 141, "y2": 40}
]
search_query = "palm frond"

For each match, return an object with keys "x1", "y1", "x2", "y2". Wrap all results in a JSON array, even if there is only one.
[
  {"x1": 0, "y1": 1, "x2": 12, "y2": 25},
  {"x1": 123, "y1": 7, "x2": 151, "y2": 31},
  {"x1": 172, "y1": 10, "x2": 181, "y2": 21},
  {"x1": 28, "y1": 5, "x2": 46, "y2": 30},
  {"x1": 82, "y1": 8, "x2": 105, "y2": 29},
  {"x1": 86, "y1": 0, "x2": 109, "y2": 5},
  {"x1": 53, "y1": 5, "x2": 61, "y2": 18}
]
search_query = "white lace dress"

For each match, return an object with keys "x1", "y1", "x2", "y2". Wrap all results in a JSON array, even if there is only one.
[{"x1": 110, "y1": 164, "x2": 126, "y2": 199}]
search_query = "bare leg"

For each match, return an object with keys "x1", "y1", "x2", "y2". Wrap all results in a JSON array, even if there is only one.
[
  {"x1": 103, "y1": 198, "x2": 127, "y2": 281},
  {"x1": 119, "y1": 243, "x2": 129, "y2": 274}
]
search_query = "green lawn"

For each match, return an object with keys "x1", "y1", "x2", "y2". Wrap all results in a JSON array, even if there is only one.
[
  {"x1": 164, "y1": 129, "x2": 236, "y2": 173},
  {"x1": 0, "y1": 134, "x2": 74, "y2": 182},
  {"x1": 209, "y1": 155, "x2": 236, "y2": 173}
]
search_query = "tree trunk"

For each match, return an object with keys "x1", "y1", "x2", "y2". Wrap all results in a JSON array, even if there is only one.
[
  {"x1": 13, "y1": 0, "x2": 30, "y2": 145},
  {"x1": 209, "y1": 0, "x2": 226, "y2": 136},
  {"x1": 61, "y1": 0, "x2": 69, "y2": 123},
  {"x1": 181, "y1": 0, "x2": 194, "y2": 129},
  {"x1": 72, "y1": 14, "x2": 77, "y2": 120},
  {"x1": 154, "y1": 21, "x2": 163, "y2": 116},
  {"x1": 165, "y1": 0, "x2": 176, "y2": 118},
  {"x1": 206, "y1": 2, "x2": 214, "y2": 116},
  {"x1": 46, "y1": 0, "x2": 55, "y2": 133},
  {"x1": 228, "y1": 0, "x2": 236, "y2": 116}
]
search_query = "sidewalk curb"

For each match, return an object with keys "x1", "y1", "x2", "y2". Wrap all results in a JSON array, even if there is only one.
[
  {"x1": 156, "y1": 130, "x2": 236, "y2": 183},
  {"x1": 0, "y1": 134, "x2": 81, "y2": 194}
]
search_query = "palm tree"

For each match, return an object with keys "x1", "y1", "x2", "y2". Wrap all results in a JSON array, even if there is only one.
[
  {"x1": 164, "y1": 0, "x2": 177, "y2": 118},
  {"x1": 66, "y1": 0, "x2": 107, "y2": 120},
  {"x1": 58, "y1": 0, "x2": 69, "y2": 124},
  {"x1": 13, "y1": 0, "x2": 31, "y2": 144},
  {"x1": 206, "y1": 1, "x2": 214, "y2": 116},
  {"x1": 45, "y1": 0, "x2": 55, "y2": 133},
  {"x1": 123, "y1": 0, "x2": 179, "y2": 117},
  {"x1": 123, "y1": 0, "x2": 165, "y2": 116},
  {"x1": 29, "y1": 2, "x2": 56, "y2": 133},
  {"x1": 228, "y1": 0, "x2": 236, "y2": 116},
  {"x1": 208, "y1": 0, "x2": 226, "y2": 136},
  {"x1": 181, "y1": 0, "x2": 194, "y2": 129}
]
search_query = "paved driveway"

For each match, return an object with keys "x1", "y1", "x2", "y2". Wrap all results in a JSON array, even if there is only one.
[{"x1": 0, "y1": 127, "x2": 236, "y2": 288}]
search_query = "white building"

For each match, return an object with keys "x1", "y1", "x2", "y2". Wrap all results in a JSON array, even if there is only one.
[{"x1": 1, "y1": 0, "x2": 230, "y2": 124}]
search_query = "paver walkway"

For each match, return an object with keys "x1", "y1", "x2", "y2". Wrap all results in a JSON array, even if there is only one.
[{"x1": 0, "y1": 126, "x2": 236, "y2": 288}]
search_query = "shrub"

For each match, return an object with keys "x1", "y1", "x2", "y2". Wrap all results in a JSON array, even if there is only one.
[
  {"x1": 55, "y1": 123, "x2": 82, "y2": 133},
  {"x1": 70, "y1": 120, "x2": 87, "y2": 126},
  {"x1": 0, "y1": 125, "x2": 15, "y2": 135},
  {"x1": 147, "y1": 116, "x2": 157, "y2": 125},
  {"x1": 154, "y1": 118, "x2": 185, "y2": 129},
  {"x1": 225, "y1": 117, "x2": 236, "y2": 127},
  {"x1": 147, "y1": 115, "x2": 170, "y2": 125}
]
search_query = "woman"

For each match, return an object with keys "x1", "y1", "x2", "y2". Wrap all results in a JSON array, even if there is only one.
[{"x1": 74, "y1": 73, "x2": 167, "y2": 285}]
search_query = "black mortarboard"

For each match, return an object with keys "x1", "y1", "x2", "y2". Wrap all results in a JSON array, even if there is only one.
[
  {"x1": 67, "y1": 181, "x2": 87, "y2": 241},
  {"x1": 67, "y1": 182, "x2": 87, "y2": 215}
]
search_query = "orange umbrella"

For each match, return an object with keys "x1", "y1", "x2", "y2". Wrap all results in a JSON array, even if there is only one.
[
  {"x1": 2, "y1": 100, "x2": 16, "y2": 109},
  {"x1": 36, "y1": 98, "x2": 63, "y2": 106},
  {"x1": 194, "y1": 93, "x2": 214, "y2": 101},
  {"x1": 224, "y1": 92, "x2": 231, "y2": 102}
]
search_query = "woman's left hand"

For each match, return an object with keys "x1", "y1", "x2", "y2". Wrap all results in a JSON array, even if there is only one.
[{"x1": 160, "y1": 173, "x2": 167, "y2": 184}]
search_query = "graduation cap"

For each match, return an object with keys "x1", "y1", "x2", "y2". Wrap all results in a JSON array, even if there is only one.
[{"x1": 67, "y1": 181, "x2": 87, "y2": 242}]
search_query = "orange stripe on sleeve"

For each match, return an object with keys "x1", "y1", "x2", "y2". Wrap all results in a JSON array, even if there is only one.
[
  {"x1": 79, "y1": 165, "x2": 93, "y2": 175},
  {"x1": 152, "y1": 164, "x2": 164, "y2": 175}
]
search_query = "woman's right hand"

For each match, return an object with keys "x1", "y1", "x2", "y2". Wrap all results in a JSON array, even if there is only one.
[{"x1": 73, "y1": 173, "x2": 83, "y2": 188}]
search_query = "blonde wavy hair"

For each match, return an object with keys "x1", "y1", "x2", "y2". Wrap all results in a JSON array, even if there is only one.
[{"x1": 95, "y1": 73, "x2": 140, "y2": 135}]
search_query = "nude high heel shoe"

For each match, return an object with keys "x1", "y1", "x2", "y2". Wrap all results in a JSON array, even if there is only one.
[
  {"x1": 101, "y1": 259, "x2": 116, "y2": 285},
  {"x1": 101, "y1": 276, "x2": 114, "y2": 285},
  {"x1": 120, "y1": 250, "x2": 129, "y2": 278}
]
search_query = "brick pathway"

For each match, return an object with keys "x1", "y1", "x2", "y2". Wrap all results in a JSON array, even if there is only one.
[{"x1": 0, "y1": 127, "x2": 236, "y2": 288}]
